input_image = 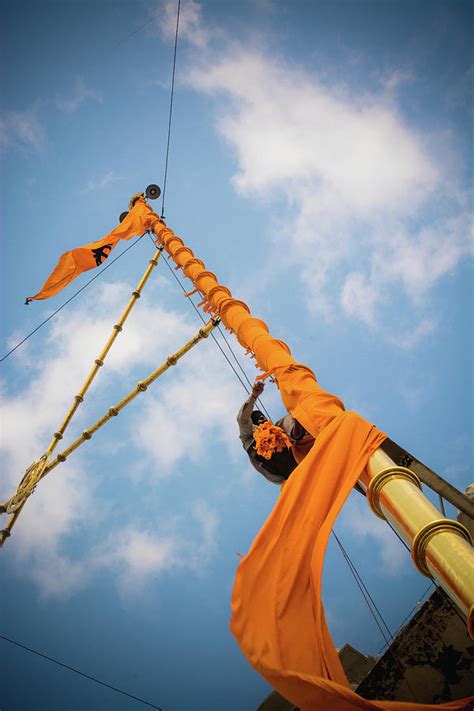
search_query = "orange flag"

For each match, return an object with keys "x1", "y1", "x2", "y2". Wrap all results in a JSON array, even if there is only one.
[
  {"x1": 26, "y1": 198, "x2": 157, "y2": 303},
  {"x1": 230, "y1": 364, "x2": 472, "y2": 711}
]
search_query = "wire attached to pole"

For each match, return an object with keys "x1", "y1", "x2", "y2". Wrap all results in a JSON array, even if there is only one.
[
  {"x1": 0, "y1": 633, "x2": 163, "y2": 710},
  {"x1": 332, "y1": 530, "x2": 420, "y2": 702},
  {"x1": 149, "y1": 234, "x2": 273, "y2": 421},
  {"x1": 161, "y1": 0, "x2": 181, "y2": 220}
]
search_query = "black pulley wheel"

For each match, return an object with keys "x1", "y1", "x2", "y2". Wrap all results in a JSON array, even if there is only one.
[
  {"x1": 145, "y1": 184, "x2": 161, "y2": 200},
  {"x1": 119, "y1": 211, "x2": 129, "y2": 223}
]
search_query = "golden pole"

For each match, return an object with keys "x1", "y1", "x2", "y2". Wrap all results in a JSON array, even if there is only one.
[
  {"x1": 150, "y1": 218, "x2": 474, "y2": 637},
  {"x1": 359, "y1": 448, "x2": 474, "y2": 637}
]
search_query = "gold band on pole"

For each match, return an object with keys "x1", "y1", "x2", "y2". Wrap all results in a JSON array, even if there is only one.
[{"x1": 360, "y1": 448, "x2": 474, "y2": 638}]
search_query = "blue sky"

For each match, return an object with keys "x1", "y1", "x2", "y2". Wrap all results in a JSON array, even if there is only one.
[{"x1": 1, "y1": 1, "x2": 472, "y2": 710}]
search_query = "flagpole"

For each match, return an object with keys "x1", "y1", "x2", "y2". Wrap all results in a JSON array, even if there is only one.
[{"x1": 150, "y1": 217, "x2": 474, "y2": 638}]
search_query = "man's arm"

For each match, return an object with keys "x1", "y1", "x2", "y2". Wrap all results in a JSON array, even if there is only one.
[{"x1": 236, "y1": 382, "x2": 265, "y2": 449}]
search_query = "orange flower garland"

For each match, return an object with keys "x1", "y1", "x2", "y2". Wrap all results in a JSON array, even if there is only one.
[{"x1": 253, "y1": 421, "x2": 291, "y2": 459}]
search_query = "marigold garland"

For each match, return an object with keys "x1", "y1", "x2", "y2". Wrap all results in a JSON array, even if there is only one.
[{"x1": 253, "y1": 421, "x2": 291, "y2": 459}]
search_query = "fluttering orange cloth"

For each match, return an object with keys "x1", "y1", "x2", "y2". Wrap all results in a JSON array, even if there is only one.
[
  {"x1": 230, "y1": 364, "x2": 472, "y2": 711},
  {"x1": 291, "y1": 433, "x2": 315, "y2": 464},
  {"x1": 149, "y1": 217, "x2": 472, "y2": 710},
  {"x1": 27, "y1": 199, "x2": 156, "y2": 302}
]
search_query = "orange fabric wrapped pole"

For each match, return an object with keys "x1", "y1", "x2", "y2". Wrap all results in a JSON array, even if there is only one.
[
  {"x1": 27, "y1": 199, "x2": 156, "y2": 302},
  {"x1": 150, "y1": 219, "x2": 472, "y2": 710}
]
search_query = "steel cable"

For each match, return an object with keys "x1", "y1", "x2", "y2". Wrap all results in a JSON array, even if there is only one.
[
  {"x1": 160, "y1": 0, "x2": 181, "y2": 220},
  {"x1": 0, "y1": 633, "x2": 163, "y2": 710},
  {"x1": 151, "y1": 234, "x2": 273, "y2": 420}
]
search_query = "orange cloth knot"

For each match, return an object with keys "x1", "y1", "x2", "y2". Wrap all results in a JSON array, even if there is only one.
[
  {"x1": 184, "y1": 288, "x2": 199, "y2": 298},
  {"x1": 253, "y1": 422, "x2": 291, "y2": 460}
]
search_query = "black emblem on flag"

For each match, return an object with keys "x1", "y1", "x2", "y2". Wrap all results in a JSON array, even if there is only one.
[{"x1": 91, "y1": 244, "x2": 113, "y2": 266}]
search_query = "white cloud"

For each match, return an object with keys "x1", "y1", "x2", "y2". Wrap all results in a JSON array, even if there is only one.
[
  {"x1": 156, "y1": 0, "x2": 209, "y2": 48},
  {"x1": 390, "y1": 318, "x2": 437, "y2": 351},
  {"x1": 55, "y1": 78, "x2": 101, "y2": 113},
  {"x1": 340, "y1": 272, "x2": 381, "y2": 326},
  {"x1": 97, "y1": 527, "x2": 179, "y2": 594},
  {"x1": 0, "y1": 80, "x2": 100, "y2": 155},
  {"x1": 376, "y1": 68, "x2": 414, "y2": 93},
  {"x1": 184, "y1": 44, "x2": 472, "y2": 335},
  {"x1": 82, "y1": 170, "x2": 124, "y2": 193},
  {"x1": 0, "y1": 444, "x2": 93, "y2": 599},
  {"x1": 0, "y1": 106, "x2": 44, "y2": 154},
  {"x1": 94, "y1": 500, "x2": 219, "y2": 595},
  {"x1": 190, "y1": 51, "x2": 437, "y2": 210},
  {"x1": 372, "y1": 212, "x2": 473, "y2": 302},
  {"x1": 191, "y1": 498, "x2": 218, "y2": 563},
  {"x1": 1, "y1": 280, "x2": 246, "y2": 597},
  {"x1": 132, "y1": 351, "x2": 242, "y2": 472}
]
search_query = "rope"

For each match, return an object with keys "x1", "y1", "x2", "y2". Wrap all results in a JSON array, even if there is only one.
[
  {"x1": 217, "y1": 322, "x2": 262, "y2": 392},
  {"x1": 1, "y1": 233, "x2": 147, "y2": 363},
  {"x1": 332, "y1": 530, "x2": 420, "y2": 702},
  {"x1": 0, "y1": 633, "x2": 163, "y2": 710},
  {"x1": 152, "y1": 234, "x2": 273, "y2": 421},
  {"x1": 216, "y1": 326, "x2": 272, "y2": 420},
  {"x1": 377, "y1": 582, "x2": 434, "y2": 655},
  {"x1": 332, "y1": 531, "x2": 394, "y2": 645},
  {"x1": 438, "y1": 583, "x2": 472, "y2": 627},
  {"x1": 112, "y1": 17, "x2": 155, "y2": 49},
  {"x1": 345, "y1": 511, "x2": 467, "y2": 668},
  {"x1": 160, "y1": 0, "x2": 181, "y2": 220}
]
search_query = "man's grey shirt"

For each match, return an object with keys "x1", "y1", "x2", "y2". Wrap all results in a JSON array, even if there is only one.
[{"x1": 236, "y1": 395, "x2": 286, "y2": 485}]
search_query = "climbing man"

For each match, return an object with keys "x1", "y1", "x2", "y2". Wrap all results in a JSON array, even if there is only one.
[
  {"x1": 237, "y1": 386, "x2": 368, "y2": 496},
  {"x1": 237, "y1": 381, "x2": 306, "y2": 484}
]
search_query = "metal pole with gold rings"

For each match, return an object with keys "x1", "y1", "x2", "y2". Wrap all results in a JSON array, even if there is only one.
[{"x1": 358, "y1": 448, "x2": 474, "y2": 638}]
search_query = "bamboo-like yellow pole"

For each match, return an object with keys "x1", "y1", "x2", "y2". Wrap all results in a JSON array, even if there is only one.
[
  {"x1": 150, "y1": 218, "x2": 474, "y2": 638},
  {"x1": 0, "y1": 317, "x2": 217, "y2": 547},
  {"x1": 46, "y1": 244, "x2": 165, "y2": 456},
  {"x1": 41, "y1": 318, "x2": 218, "y2": 476},
  {"x1": 0, "y1": 244, "x2": 165, "y2": 544},
  {"x1": 0, "y1": 246, "x2": 164, "y2": 518}
]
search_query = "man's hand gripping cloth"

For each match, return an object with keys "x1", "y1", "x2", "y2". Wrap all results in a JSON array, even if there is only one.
[{"x1": 230, "y1": 364, "x2": 472, "y2": 711}]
